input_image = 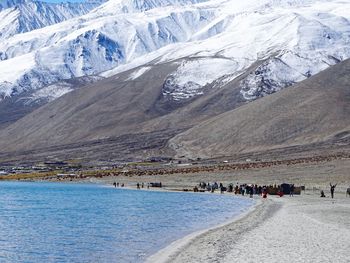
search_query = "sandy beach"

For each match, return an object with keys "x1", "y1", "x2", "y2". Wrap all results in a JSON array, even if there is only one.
[
  {"x1": 147, "y1": 192, "x2": 350, "y2": 263},
  {"x1": 89, "y1": 158, "x2": 350, "y2": 263}
]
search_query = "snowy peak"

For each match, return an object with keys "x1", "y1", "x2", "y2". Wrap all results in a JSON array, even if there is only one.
[
  {"x1": 0, "y1": 0, "x2": 26, "y2": 9},
  {"x1": 0, "y1": 0, "x2": 215, "y2": 97},
  {"x1": 0, "y1": 0, "x2": 104, "y2": 40},
  {"x1": 92, "y1": 0, "x2": 208, "y2": 14},
  {"x1": 1, "y1": 0, "x2": 350, "y2": 102}
]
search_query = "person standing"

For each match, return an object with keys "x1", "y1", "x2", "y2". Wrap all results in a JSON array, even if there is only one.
[
  {"x1": 290, "y1": 184, "x2": 295, "y2": 197},
  {"x1": 262, "y1": 186, "x2": 267, "y2": 198},
  {"x1": 330, "y1": 183, "x2": 337, "y2": 199}
]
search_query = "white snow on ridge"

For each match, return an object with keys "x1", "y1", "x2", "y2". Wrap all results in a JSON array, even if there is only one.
[
  {"x1": 91, "y1": 0, "x2": 209, "y2": 15},
  {"x1": 169, "y1": 58, "x2": 238, "y2": 87},
  {"x1": 1, "y1": 0, "x2": 350, "y2": 102},
  {"x1": 240, "y1": 57, "x2": 307, "y2": 101},
  {"x1": 127, "y1": 66, "x2": 152, "y2": 80},
  {"x1": 0, "y1": 52, "x2": 36, "y2": 97},
  {"x1": 0, "y1": 1, "x2": 216, "y2": 97},
  {"x1": 0, "y1": 0, "x2": 104, "y2": 41},
  {"x1": 107, "y1": 0, "x2": 350, "y2": 101},
  {"x1": 29, "y1": 83, "x2": 73, "y2": 103},
  {"x1": 18, "y1": 75, "x2": 104, "y2": 104},
  {"x1": 162, "y1": 58, "x2": 242, "y2": 100},
  {"x1": 163, "y1": 58, "x2": 240, "y2": 100}
]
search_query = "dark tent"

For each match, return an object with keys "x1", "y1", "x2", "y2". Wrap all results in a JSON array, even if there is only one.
[{"x1": 281, "y1": 183, "x2": 291, "y2": 194}]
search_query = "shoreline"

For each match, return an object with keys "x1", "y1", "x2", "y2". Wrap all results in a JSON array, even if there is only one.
[
  {"x1": 146, "y1": 196, "x2": 264, "y2": 263},
  {"x1": 3, "y1": 180, "x2": 349, "y2": 262},
  {"x1": 147, "y1": 192, "x2": 350, "y2": 263}
]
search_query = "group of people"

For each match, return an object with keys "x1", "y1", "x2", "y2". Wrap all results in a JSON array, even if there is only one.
[
  {"x1": 112, "y1": 182, "x2": 125, "y2": 188},
  {"x1": 112, "y1": 182, "x2": 163, "y2": 189},
  {"x1": 197, "y1": 182, "x2": 275, "y2": 198},
  {"x1": 136, "y1": 182, "x2": 151, "y2": 189},
  {"x1": 112, "y1": 180, "x2": 346, "y2": 199}
]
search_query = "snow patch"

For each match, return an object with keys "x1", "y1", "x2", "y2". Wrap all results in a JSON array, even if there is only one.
[
  {"x1": 127, "y1": 66, "x2": 151, "y2": 80},
  {"x1": 240, "y1": 57, "x2": 306, "y2": 101},
  {"x1": 162, "y1": 58, "x2": 240, "y2": 100},
  {"x1": 0, "y1": 52, "x2": 36, "y2": 97},
  {"x1": 28, "y1": 83, "x2": 73, "y2": 103}
]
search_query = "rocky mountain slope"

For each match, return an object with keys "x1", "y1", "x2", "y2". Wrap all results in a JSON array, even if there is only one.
[
  {"x1": 169, "y1": 58, "x2": 350, "y2": 159},
  {"x1": 0, "y1": 58, "x2": 349, "y2": 163},
  {"x1": 0, "y1": 75, "x2": 103, "y2": 129},
  {"x1": 1, "y1": 0, "x2": 350, "y2": 164}
]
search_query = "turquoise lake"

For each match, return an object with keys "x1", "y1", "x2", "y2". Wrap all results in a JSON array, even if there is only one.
[{"x1": 0, "y1": 182, "x2": 253, "y2": 262}]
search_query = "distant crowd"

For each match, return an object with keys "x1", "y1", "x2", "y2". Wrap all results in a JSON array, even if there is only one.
[
  {"x1": 112, "y1": 181, "x2": 163, "y2": 189},
  {"x1": 111, "y1": 180, "x2": 349, "y2": 199},
  {"x1": 194, "y1": 182, "x2": 298, "y2": 198}
]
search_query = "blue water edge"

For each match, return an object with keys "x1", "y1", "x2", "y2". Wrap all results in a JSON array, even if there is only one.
[{"x1": 0, "y1": 182, "x2": 254, "y2": 262}]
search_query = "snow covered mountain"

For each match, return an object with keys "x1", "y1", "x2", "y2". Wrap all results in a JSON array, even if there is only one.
[
  {"x1": 0, "y1": 0, "x2": 104, "y2": 40},
  {"x1": 1, "y1": 0, "x2": 350, "y2": 102}
]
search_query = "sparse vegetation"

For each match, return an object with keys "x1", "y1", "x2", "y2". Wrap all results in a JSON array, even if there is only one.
[{"x1": 0, "y1": 171, "x2": 61, "y2": 181}]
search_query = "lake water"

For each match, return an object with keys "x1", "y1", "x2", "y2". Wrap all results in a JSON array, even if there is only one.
[{"x1": 0, "y1": 182, "x2": 253, "y2": 262}]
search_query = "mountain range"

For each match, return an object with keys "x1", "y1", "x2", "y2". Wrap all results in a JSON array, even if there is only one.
[
  {"x1": 0, "y1": 0, "x2": 349, "y2": 165},
  {"x1": 0, "y1": 0, "x2": 105, "y2": 40}
]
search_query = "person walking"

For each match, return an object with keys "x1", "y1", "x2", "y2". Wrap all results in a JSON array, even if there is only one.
[{"x1": 330, "y1": 183, "x2": 337, "y2": 199}]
